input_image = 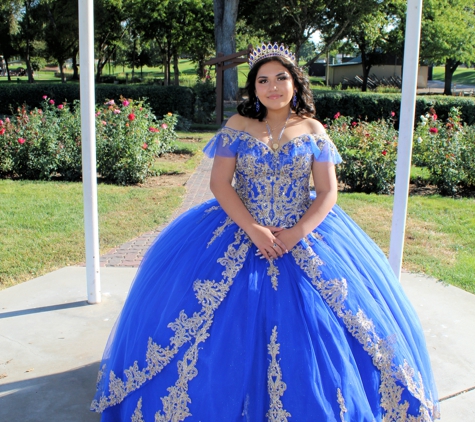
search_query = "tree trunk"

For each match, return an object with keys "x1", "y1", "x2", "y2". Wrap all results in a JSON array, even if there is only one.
[
  {"x1": 132, "y1": 36, "x2": 136, "y2": 81},
  {"x1": 214, "y1": 0, "x2": 239, "y2": 101},
  {"x1": 5, "y1": 57, "x2": 11, "y2": 82},
  {"x1": 59, "y1": 61, "x2": 66, "y2": 83},
  {"x1": 72, "y1": 49, "x2": 79, "y2": 80},
  {"x1": 444, "y1": 58, "x2": 460, "y2": 96},
  {"x1": 361, "y1": 51, "x2": 371, "y2": 92},
  {"x1": 173, "y1": 51, "x2": 179, "y2": 85},
  {"x1": 25, "y1": 53, "x2": 34, "y2": 83}
]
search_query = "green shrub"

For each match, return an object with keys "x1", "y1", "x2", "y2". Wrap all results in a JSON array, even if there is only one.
[
  {"x1": 327, "y1": 112, "x2": 398, "y2": 194},
  {"x1": 413, "y1": 107, "x2": 475, "y2": 195},
  {"x1": 313, "y1": 91, "x2": 475, "y2": 127},
  {"x1": 0, "y1": 96, "x2": 179, "y2": 184},
  {"x1": 95, "y1": 98, "x2": 179, "y2": 185},
  {"x1": 193, "y1": 79, "x2": 216, "y2": 123},
  {"x1": 0, "y1": 83, "x2": 195, "y2": 121}
]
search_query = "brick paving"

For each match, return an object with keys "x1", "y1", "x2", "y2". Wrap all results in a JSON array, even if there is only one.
[{"x1": 99, "y1": 157, "x2": 214, "y2": 267}]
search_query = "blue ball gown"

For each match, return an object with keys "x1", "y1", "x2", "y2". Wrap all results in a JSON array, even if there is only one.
[{"x1": 91, "y1": 127, "x2": 440, "y2": 421}]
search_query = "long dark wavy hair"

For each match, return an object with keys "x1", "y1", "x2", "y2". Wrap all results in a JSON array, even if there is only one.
[{"x1": 237, "y1": 56, "x2": 315, "y2": 122}]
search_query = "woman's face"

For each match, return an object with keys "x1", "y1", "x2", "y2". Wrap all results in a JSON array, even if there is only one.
[{"x1": 254, "y1": 60, "x2": 295, "y2": 112}]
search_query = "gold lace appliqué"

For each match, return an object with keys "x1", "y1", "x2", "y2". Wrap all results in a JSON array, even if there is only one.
[
  {"x1": 337, "y1": 388, "x2": 347, "y2": 422},
  {"x1": 266, "y1": 326, "x2": 291, "y2": 422},
  {"x1": 291, "y1": 243, "x2": 438, "y2": 421},
  {"x1": 207, "y1": 216, "x2": 234, "y2": 247},
  {"x1": 91, "y1": 230, "x2": 251, "y2": 420}
]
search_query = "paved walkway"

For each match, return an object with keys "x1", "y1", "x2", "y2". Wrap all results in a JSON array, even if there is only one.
[{"x1": 98, "y1": 157, "x2": 214, "y2": 267}]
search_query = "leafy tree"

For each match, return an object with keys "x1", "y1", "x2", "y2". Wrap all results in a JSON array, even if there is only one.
[
  {"x1": 15, "y1": 0, "x2": 45, "y2": 83},
  {"x1": 239, "y1": 0, "x2": 324, "y2": 62},
  {"x1": 36, "y1": 0, "x2": 79, "y2": 83},
  {"x1": 94, "y1": 0, "x2": 128, "y2": 83},
  {"x1": 421, "y1": 0, "x2": 475, "y2": 95},
  {"x1": 0, "y1": 1, "x2": 22, "y2": 81},
  {"x1": 345, "y1": 3, "x2": 396, "y2": 91}
]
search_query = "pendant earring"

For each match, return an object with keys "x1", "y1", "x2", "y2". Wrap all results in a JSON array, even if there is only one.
[
  {"x1": 256, "y1": 97, "x2": 260, "y2": 112},
  {"x1": 292, "y1": 92, "x2": 297, "y2": 108}
]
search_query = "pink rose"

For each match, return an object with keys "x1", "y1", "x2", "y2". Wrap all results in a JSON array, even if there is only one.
[
  {"x1": 149, "y1": 127, "x2": 159, "y2": 132},
  {"x1": 101, "y1": 120, "x2": 107, "y2": 126},
  {"x1": 0, "y1": 128, "x2": 5, "y2": 135},
  {"x1": 432, "y1": 114, "x2": 438, "y2": 121},
  {"x1": 5, "y1": 117, "x2": 10, "y2": 123},
  {"x1": 58, "y1": 104, "x2": 64, "y2": 110},
  {"x1": 429, "y1": 127, "x2": 438, "y2": 134},
  {"x1": 161, "y1": 123, "x2": 168, "y2": 129},
  {"x1": 18, "y1": 137, "x2": 26, "y2": 144},
  {"x1": 42, "y1": 95, "x2": 48, "y2": 100},
  {"x1": 334, "y1": 112, "x2": 340, "y2": 119},
  {"x1": 0, "y1": 120, "x2": 3, "y2": 126},
  {"x1": 114, "y1": 109, "x2": 121, "y2": 114},
  {"x1": 351, "y1": 121, "x2": 357, "y2": 127},
  {"x1": 95, "y1": 111, "x2": 101, "y2": 117},
  {"x1": 122, "y1": 100, "x2": 130, "y2": 107},
  {"x1": 49, "y1": 99, "x2": 55, "y2": 105},
  {"x1": 391, "y1": 111, "x2": 395, "y2": 117},
  {"x1": 142, "y1": 143, "x2": 148, "y2": 150}
]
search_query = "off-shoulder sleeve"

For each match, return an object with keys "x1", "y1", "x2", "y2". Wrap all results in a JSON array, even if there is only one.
[
  {"x1": 309, "y1": 133, "x2": 342, "y2": 165},
  {"x1": 203, "y1": 127, "x2": 242, "y2": 158}
]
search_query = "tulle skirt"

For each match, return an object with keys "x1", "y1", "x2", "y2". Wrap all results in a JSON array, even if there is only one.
[{"x1": 91, "y1": 199, "x2": 439, "y2": 421}]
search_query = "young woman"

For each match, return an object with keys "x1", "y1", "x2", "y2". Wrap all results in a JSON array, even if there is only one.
[{"x1": 92, "y1": 43, "x2": 439, "y2": 421}]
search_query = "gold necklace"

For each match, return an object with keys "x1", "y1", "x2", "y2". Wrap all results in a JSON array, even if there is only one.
[{"x1": 265, "y1": 110, "x2": 291, "y2": 151}]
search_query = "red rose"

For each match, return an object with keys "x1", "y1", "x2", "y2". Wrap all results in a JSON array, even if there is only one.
[
  {"x1": 0, "y1": 128, "x2": 5, "y2": 135},
  {"x1": 18, "y1": 137, "x2": 26, "y2": 144},
  {"x1": 351, "y1": 121, "x2": 357, "y2": 127},
  {"x1": 429, "y1": 127, "x2": 438, "y2": 134},
  {"x1": 128, "y1": 113, "x2": 136, "y2": 121},
  {"x1": 334, "y1": 112, "x2": 341, "y2": 119},
  {"x1": 382, "y1": 150, "x2": 387, "y2": 156}
]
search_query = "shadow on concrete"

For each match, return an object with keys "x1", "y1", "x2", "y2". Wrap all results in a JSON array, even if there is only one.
[
  {"x1": 0, "y1": 362, "x2": 102, "y2": 422},
  {"x1": 0, "y1": 301, "x2": 90, "y2": 319}
]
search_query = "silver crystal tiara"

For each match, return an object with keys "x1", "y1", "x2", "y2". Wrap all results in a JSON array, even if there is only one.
[{"x1": 249, "y1": 42, "x2": 296, "y2": 69}]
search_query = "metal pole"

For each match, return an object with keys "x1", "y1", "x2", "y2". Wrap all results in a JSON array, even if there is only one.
[
  {"x1": 388, "y1": 0, "x2": 423, "y2": 280},
  {"x1": 78, "y1": 0, "x2": 101, "y2": 303}
]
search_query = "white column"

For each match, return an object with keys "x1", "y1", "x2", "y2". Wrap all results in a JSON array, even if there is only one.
[
  {"x1": 78, "y1": 0, "x2": 101, "y2": 303},
  {"x1": 388, "y1": 0, "x2": 423, "y2": 280}
]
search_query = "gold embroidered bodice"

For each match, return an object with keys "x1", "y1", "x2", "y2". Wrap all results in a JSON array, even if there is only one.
[{"x1": 220, "y1": 128, "x2": 337, "y2": 228}]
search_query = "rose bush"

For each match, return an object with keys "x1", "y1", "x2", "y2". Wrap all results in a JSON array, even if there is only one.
[
  {"x1": 95, "y1": 97, "x2": 178, "y2": 184},
  {"x1": 0, "y1": 96, "x2": 178, "y2": 184},
  {"x1": 327, "y1": 112, "x2": 398, "y2": 194},
  {"x1": 413, "y1": 107, "x2": 475, "y2": 196}
]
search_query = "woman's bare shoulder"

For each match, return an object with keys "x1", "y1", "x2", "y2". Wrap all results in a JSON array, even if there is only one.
[
  {"x1": 300, "y1": 116, "x2": 326, "y2": 135},
  {"x1": 225, "y1": 114, "x2": 249, "y2": 131}
]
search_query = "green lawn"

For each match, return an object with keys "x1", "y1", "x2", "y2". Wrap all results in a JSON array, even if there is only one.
[
  {"x1": 338, "y1": 193, "x2": 475, "y2": 294},
  {"x1": 432, "y1": 66, "x2": 475, "y2": 85},
  {"x1": 0, "y1": 132, "x2": 214, "y2": 289}
]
